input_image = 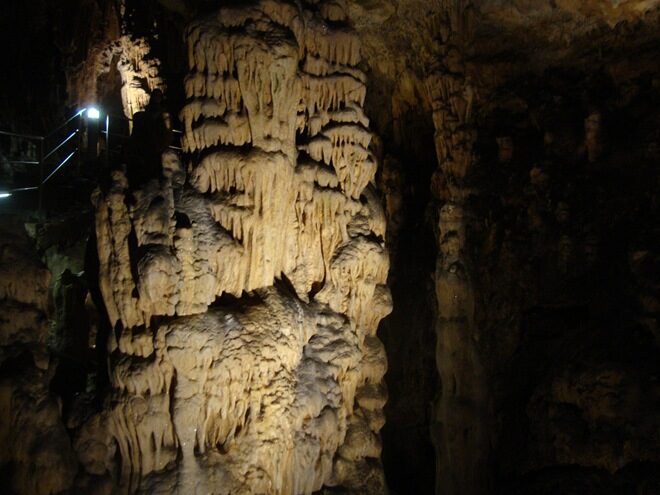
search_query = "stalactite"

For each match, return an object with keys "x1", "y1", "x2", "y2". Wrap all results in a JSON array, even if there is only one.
[
  {"x1": 87, "y1": 1, "x2": 391, "y2": 493},
  {"x1": 116, "y1": 36, "x2": 165, "y2": 120}
]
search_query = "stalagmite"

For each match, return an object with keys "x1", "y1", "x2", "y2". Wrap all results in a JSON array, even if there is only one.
[
  {"x1": 426, "y1": 2, "x2": 489, "y2": 494},
  {"x1": 87, "y1": 1, "x2": 391, "y2": 493}
]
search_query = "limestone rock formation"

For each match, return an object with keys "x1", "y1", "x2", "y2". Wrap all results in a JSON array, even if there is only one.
[
  {"x1": 422, "y1": 3, "x2": 490, "y2": 494},
  {"x1": 85, "y1": 1, "x2": 392, "y2": 493},
  {"x1": 0, "y1": 220, "x2": 77, "y2": 495},
  {"x1": 3, "y1": 1, "x2": 660, "y2": 494},
  {"x1": 71, "y1": 34, "x2": 165, "y2": 121},
  {"x1": 64, "y1": 0, "x2": 165, "y2": 120}
]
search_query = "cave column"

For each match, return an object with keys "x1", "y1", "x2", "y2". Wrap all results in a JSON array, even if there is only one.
[{"x1": 426, "y1": 2, "x2": 489, "y2": 494}]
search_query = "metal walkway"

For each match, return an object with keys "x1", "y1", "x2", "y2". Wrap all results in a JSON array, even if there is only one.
[{"x1": 0, "y1": 108, "x2": 182, "y2": 213}]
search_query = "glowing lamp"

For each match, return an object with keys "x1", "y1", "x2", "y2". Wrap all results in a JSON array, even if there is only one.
[
  {"x1": 86, "y1": 107, "x2": 101, "y2": 120},
  {"x1": 0, "y1": 192, "x2": 11, "y2": 199}
]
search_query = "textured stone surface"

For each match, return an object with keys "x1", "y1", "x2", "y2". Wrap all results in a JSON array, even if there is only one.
[
  {"x1": 2, "y1": 1, "x2": 660, "y2": 494},
  {"x1": 82, "y1": 1, "x2": 392, "y2": 493},
  {"x1": 0, "y1": 219, "x2": 78, "y2": 495}
]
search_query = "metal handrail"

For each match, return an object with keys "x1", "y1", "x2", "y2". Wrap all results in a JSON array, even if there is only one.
[
  {"x1": 8, "y1": 160, "x2": 40, "y2": 165},
  {"x1": 44, "y1": 109, "x2": 84, "y2": 140},
  {"x1": 0, "y1": 129, "x2": 43, "y2": 141},
  {"x1": 43, "y1": 129, "x2": 79, "y2": 161},
  {"x1": 1, "y1": 111, "x2": 82, "y2": 207},
  {"x1": 42, "y1": 149, "x2": 78, "y2": 185},
  {"x1": 2, "y1": 107, "x2": 184, "y2": 209},
  {"x1": 6, "y1": 186, "x2": 39, "y2": 192}
]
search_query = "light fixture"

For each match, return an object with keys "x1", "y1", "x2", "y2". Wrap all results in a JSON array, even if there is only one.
[
  {"x1": 86, "y1": 107, "x2": 101, "y2": 120},
  {"x1": 0, "y1": 192, "x2": 12, "y2": 199}
]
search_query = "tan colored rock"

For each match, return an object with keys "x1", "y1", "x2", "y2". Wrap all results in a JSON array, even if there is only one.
[
  {"x1": 0, "y1": 222, "x2": 77, "y2": 495},
  {"x1": 425, "y1": 3, "x2": 491, "y2": 494},
  {"x1": 88, "y1": 1, "x2": 391, "y2": 493}
]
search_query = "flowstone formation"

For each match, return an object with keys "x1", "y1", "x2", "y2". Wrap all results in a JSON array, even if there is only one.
[
  {"x1": 0, "y1": 220, "x2": 77, "y2": 495},
  {"x1": 69, "y1": 33, "x2": 165, "y2": 121},
  {"x1": 85, "y1": 1, "x2": 391, "y2": 493},
  {"x1": 424, "y1": 2, "x2": 488, "y2": 494}
]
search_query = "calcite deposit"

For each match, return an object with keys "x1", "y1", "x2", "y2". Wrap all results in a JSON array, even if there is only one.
[
  {"x1": 0, "y1": 220, "x2": 77, "y2": 495},
  {"x1": 423, "y1": 3, "x2": 490, "y2": 494},
  {"x1": 3, "y1": 0, "x2": 660, "y2": 494},
  {"x1": 66, "y1": 3, "x2": 165, "y2": 121},
  {"x1": 86, "y1": 1, "x2": 391, "y2": 493}
]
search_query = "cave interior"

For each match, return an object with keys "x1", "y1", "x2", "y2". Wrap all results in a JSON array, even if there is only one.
[{"x1": 1, "y1": 1, "x2": 660, "y2": 494}]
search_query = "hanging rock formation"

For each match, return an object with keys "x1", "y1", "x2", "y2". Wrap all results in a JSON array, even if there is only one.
[
  {"x1": 64, "y1": 0, "x2": 165, "y2": 120},
  {"x1": 85, "y1": 1, "x2": 391, "y2": 493},
  {"x1": 4, "y1": 1, "x2": 660, "y2": 495}
]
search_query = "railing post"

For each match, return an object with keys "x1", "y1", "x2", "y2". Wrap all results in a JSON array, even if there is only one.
[
  {"x1": 38, "y1": 137, "x2": 44, "y2": 214},
  {"x1": 105, "y1": 114, "x2": 110, "y2": 168},
  {"x1": 78, "y1": 111, "x2": 83, "y2": 175}
]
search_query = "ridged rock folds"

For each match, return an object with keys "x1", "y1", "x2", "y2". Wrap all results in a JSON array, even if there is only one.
[{"x1": 89, "y1": 1, "x2": 391, "y2": 493}]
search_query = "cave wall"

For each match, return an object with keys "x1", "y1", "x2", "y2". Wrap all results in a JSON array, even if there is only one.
[
  {"x1": 342, "y1": 0, "x2": 660, "y2": 493},
  {"x1": 0, "y1": 219, "x2": 78, "y2": 494},
  {"x1": 75, "y1": 1, "x2": 392, "y2": 493},
  {"x1": 418, "y1": 1, "x2": 660, "y2": 493},
  {"x1": 469, "y1": 57, "x2": 660, "y2": 495},
  {"x1": 1, "y1": 1, "x2": 660, "y2": 494}
]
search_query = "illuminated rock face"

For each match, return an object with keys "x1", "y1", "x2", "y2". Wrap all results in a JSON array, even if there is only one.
[
  {"x1": 88, "y1": 1, "x2": 391, "y2": 493},
  {"x1": 116, "y1": 36, "x2": 165, "y2": 120},
  {"x1": 67, "y1": 31, "x2": 164, "y2": 120}
]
